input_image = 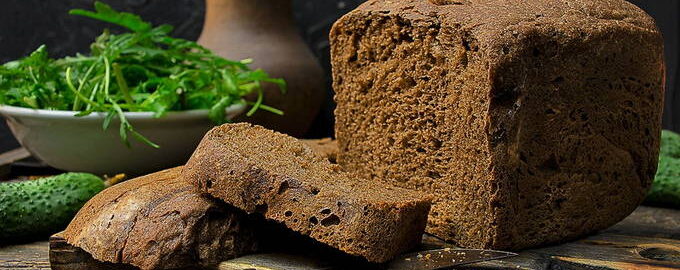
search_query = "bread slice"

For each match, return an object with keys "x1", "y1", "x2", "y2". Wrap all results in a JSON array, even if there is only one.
[
  {"x1": 183, "y1": 123, "x2": 431, "y2": 263},
  {"x1": 331, "y1": 0, "x2": 664, "y2": 250},
  {"x1": 63, "y1": 167, "x2": 257, "y2": 270}
]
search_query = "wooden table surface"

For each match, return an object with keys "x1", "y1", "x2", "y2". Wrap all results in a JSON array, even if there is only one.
[{"x1": 1, "y1": 206, "x2": 679, "y2": 270}]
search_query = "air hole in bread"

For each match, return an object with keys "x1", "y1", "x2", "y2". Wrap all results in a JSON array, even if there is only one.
[
  {"x1": 309, "y1": 216, "x2": 319, "y2": 225},
  {"x1": 277, "y1": 180, "x2": 289, "y2": 195},
  {"x1": 462, "y1": 39, "x2": 472, "y2": 51},
  {"x1": 431, "y1": 139, "x2": 442, "y2": 149},
  {"x1": 284, "y1": 210, "x2": 293, "y2": 217},
  {"x1": 321, "y1": 214, "x2": 341, "y2": 227},
  {"x1": 430, "y1": 0, "x2": 468, "y2": 5},
  {"x1": 320, "y1": 208, "x2": 332, "y2": 215},
  {"x1": 427, "y1": 171, "x2": 441, "y2": 179},
  {"x1": 399, "y1": 32, "x2": 414, "y2": 43},
  {"x1": 311, "y1": 187, "x2": 320, "y2": 195}
]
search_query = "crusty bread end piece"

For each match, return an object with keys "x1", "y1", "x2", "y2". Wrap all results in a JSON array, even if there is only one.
[{"x1": 63, "y1": 167, "x2": 257, "y2": 270}]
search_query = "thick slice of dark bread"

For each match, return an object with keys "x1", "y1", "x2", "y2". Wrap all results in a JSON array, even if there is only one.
[
  {"x1": 62, "y1": 167, "x2": 257, "y2": 270},
  {"x1": 331, "y1": 0, "x2": 665, "y2": 250},
  {"x1": 183, "y1": 123, "x2": 431, "y2": 263}
]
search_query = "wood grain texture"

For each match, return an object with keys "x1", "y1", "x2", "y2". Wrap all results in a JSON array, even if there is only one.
[
  {"x1": 48, "y1": 233, "x2": 135, "y2": 270},
  {"x1": 1, "y1": 206, "x2": 678, "y2": 270},
  {"x1": 0, "y1": 241, "x2": 50, "y2": 269},
  {"x1": 465, "y1": 234, "x2": 680, "y2": 270},
  {"x1": 462, "y1": 206, "x2": 680, "y2": 269}
]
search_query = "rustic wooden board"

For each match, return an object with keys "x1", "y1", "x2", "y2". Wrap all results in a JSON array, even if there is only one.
[
  {"x1": 464, "y1": 206, "x2": 680, "y2": 269},
  {"x1": 0, "y1": 240, "x2": 50, "y2": 269},
  {"x1": 1, "y1": 206, "x2": 678, "y2": 270},
  {"x1": 48, "y1": 234, "x2": 136, "y2": 270}
]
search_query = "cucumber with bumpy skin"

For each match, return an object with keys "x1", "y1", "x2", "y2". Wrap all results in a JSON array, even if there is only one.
[
  {"x1": 646, "y1": 130, "x2": 680, "y2": 209},
  {"x1": 660, "y1": 130, "x2": 680, "y2": 159},
  {"x1": 647, "y1": 155, "x2": 680, "y2": 208},
  {"x1": 0, "y1": 173, "x2": 105, "y2": 242}
]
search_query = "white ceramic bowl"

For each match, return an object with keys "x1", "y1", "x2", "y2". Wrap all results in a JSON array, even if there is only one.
[{"x1": 0, "y1": 104, "x2": 246, "y2": 175}]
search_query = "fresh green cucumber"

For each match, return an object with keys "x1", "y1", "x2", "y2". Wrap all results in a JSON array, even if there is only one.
[
  {"x1": 660, "y1": 130, "x2": 680, "y2": 158},
  {"x1": 647, "y1": 155, "x2": 680, "y2": 209},
  {"x1": 646, "y1": 130, "x2": 680, "y2": 209},
  {"x1": 0, "y1": 173, "x2": 105, "y2": 242}
]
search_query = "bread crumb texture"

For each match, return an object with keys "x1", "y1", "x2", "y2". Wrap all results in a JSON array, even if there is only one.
[
  {"x1": 183, "y1": 123, "x2": 432, "y2": 263},
  {"x1": 302, "y1": 138, "x2": 339, "y2": 163},
  {"x1": 331, "y1": 0, "x2": 664, "y2": 249},
  {"x1": 63, "y1": 167, "x2": 258, "y2": 270}
]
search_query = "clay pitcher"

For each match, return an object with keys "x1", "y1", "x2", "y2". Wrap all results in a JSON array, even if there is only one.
[{"x1": 198, "y1": 0, "x2": 325, "y2": 137}]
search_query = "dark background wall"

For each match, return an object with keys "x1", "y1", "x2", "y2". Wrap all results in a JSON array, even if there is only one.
[{"x1": 0, "y1": 0, "x2": 677, "y2": 152}]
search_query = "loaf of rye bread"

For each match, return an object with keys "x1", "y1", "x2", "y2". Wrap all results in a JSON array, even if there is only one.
[
  {"x1": 62, "y1": 167, "x2": 257, "y2": 270},
  {"x1": 183, "y1": 123, "x2": 431, "y2": 263},
  {"x1": 331, "y1": 0, "x2": 665, "y2": 250}
]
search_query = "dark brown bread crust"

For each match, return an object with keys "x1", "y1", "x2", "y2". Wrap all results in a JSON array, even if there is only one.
[
  {"x1": 302, "y1": 138, "x2": 339, "y2": 163},
  {"x1": 183, "y1": 123, "x2": 431, "y2": 263},
  {"x1": 63, "y1": 167, "x2": 258, "y2": 270},
  {"x1": 331, "y1": 0, "x2": 664, "y2": 250}
]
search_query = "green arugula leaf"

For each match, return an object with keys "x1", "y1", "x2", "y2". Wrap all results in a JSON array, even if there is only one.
[
  {"x1": 208, "y1": 96, "x2": 233, "y2": 124},
  {"x1": 69, "y1": 1, "x2": 151, "y2": 33},
  {"x1": 102, "y1": 110, "x2": 115, "y2": 130}
]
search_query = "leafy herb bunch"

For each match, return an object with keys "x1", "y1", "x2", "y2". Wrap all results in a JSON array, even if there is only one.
[{"x1": 0, "y1": 2, "x2": 285, "y2": 148}]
